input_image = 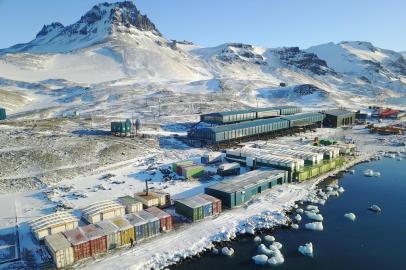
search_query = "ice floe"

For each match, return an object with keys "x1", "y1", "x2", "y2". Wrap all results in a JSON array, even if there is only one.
[
  {"x1": 264, "y1": 235, "x2": 275, "y2": 242},
  {"x1": 296, "y1": 208, "x2": 304, "y2": 214},
  {"x1": 270, "y1": 242, "x2": 283, "y2": 250},
  {"x1": 305, "y1": 211, "x2": 324, "y2": 221},
  {"x1": 258, "y1": 244, "x2": 274, "y2": 256},
  {"x1": 298, "y1": 242, "x2": 314, "y2": 257},
  {"x1": 364, "y1": 169, "x2": 381, "y2": 177},
  {"x1": 369, "y1": 204, "x2": 382, "y2": 212},
  {"x1": 252, "y1": 254, "x2": 268, "y2": 265},
  {"x1": 267, "y1": 249, "x2": 284, "y2": 266},
  {"x1": 344, "y1": 213, "x2": 356, "y2": 221},
  {"x1": 305, "y1": 222, "x2": 324, "y2": 231},
  {"x1": 254, "y1": 236, "x2": 262, "y2": 243},
  {"x1": 294, "y1": 214, "x2": 302, "y2": 222},
  {"x1": 221, "y1": 247, "x2": 234, "y2": 256},
  {"x1": 291, "y1": 224, "x2": 299, "y2": 229}
]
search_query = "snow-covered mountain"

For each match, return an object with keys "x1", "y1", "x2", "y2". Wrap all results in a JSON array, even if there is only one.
[{"x1": 0, "y1": 1, "x2": 405, "y2": 118}]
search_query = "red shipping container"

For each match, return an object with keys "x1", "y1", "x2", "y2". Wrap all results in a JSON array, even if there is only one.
[
  {"x1": 145, "y1": 207, "x2": 173, "y2": 232},
  {"x1": 63, "y1": 228, "x2": 91, "y2": 261},
  {"x1": 198, "y1": 194, "x2": 222, "y2": 214},
  {"x1": 81, "y1": 224, "x2": 107, "y2": 256}
]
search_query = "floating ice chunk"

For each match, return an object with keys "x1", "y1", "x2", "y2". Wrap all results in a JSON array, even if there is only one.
[
  {"x1": 306, "y1": 205, "x2": 319, "y2": 211},
  {"x1": 264, "y1": 235, "x2": 275, "y2": 242},
  {"x1": 369, "y1": 205, "x2": 382, "y2": 212},
  {"x1": 291, "y1": 224, "x2": 299, "y2": 229},
  {"x1": 270, "y1": 242, "x2": 283, "y2": 250},
  {"x1": 298, "y1": 242, "x2": 314, "y2": 257},
  {"x1": 267, "y1": 250, "x2": 284, "y2": 266},
  {"x1": 344, "y1": 213, "x2": 356, "y2": 221},
  {"x1": 317, "y1": 199, "x2": 326, "y2": 205},
  {"x1": 364, "y1": 169, "x2": 381, "y2": 177},
  {"x1": 296, "y1": 208, "x2": 304, "y2": 214},
  {"x1": 254, "y1": 236, "x2": 262, "y2": 243},
  {"x1": 295, "y1": 214, "x2": 302, "y2": 222},
  {"x1": 326, "y1": 186, "x2": 334, "y2": 192},
  {"x1": 258, "y1": 244, "x2": 274, "y2": 256},
  {"x1": 349, "y1": 169, "x2": 355, "y2": 174},
  {"x1": 305, "y1": 211, "x2": 324, "y2": 221},
  {"x1": 338, "y1": 187, "x2": 345, "y2": 193},
  {"x1": 246, "y1": 228, "x2": 255, "y2": 235},
  {"x1": 327, "y1": 190, "x2": 339, "y2": 197},
  {"x1": 212, "y1": 248, "x2": 219, "y2": 254},
  {"x1": 252, "y1": 254, "x2": 268, "y2": 265},
  {"x1": 221, "y1": 247, "x2": 234, "y2": 256},
  {"x1": 305, "y1": 222, "x2": 324, "y2": 231}
]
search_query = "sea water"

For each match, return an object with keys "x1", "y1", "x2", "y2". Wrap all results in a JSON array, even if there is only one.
[{"x1": 172, "y1": 158, "x2": 406, "y2": 270}]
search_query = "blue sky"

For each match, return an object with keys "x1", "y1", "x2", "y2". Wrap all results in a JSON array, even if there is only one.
[{"x1": 0, "y1": 0, "x2": 405, "y2": 51}]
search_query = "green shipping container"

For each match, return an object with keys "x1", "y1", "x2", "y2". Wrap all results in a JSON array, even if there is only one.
[
  {"x1": 0, "y1": 108, "x2": 6, "y2": 120},
  {"x1": 172, "y1": 160, "x2": 194, "y2": 173},
  {"x1": 181, "y1": 165, "x2": 204, "y2": 179},
  {"x1": 111, "y1": 119, "x2": 131, "y2": 134},
  {"x1": 175, "y1": 198, "x2": 204, "y2": 222}
]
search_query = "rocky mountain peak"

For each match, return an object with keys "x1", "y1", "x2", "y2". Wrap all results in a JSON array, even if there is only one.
[{"x1": 36, "y1": 22, "x2": 64, "y2": 38}]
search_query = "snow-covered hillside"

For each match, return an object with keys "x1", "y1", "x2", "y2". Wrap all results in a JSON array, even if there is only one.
[{"x1": 0, "y1": 1, "x2": 405, "y2": 118}]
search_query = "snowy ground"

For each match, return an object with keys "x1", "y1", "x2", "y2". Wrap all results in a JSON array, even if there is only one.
[{"x1": 1, "y1": 121, "x2": 405, "y2": 269}]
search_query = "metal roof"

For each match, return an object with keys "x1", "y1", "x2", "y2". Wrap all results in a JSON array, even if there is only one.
[
  {"x1": 322, "y1": 109, "x2": 355, "y2": 117},
  {"x1": 118, "y1": 196, "x2": 143, "y2": 205},
  {"x1": 81, "y1": 224, "x2": 106, "y2": 240},
  {"x1": 110, "y1": 216, "x2": 133, "y2": 230},
  {"x1": 280, "y1": 112, "x2": 324, "y2": 121},
  {"x1": 203, "y1": 109, "x2": 253, "y2": 117},
  {"x1": 206, "y1": 168, "x2": 286, "y2": 194},
  {"x1": 134, "y1": 210, "x2": 159, "y2": 223},
  {"x1": 202, "y1": 106, "x2": 300, "y2": 117},
  {"x1": 30, "y1": 211, "x2": 78, "y2": 232},
  {"x1": 45, "y1": 233, "x2": 72, "y2": 252},
  {"x1": 145, "y1": 207, "x2": 171, "y2": 219},
  {"x1": 175, "y1": 197, "x2": 204, "y2": 209},
  {"x1": 82, "y1": 200, "x2": 124, "y2": 217},
  {"x1": 203, "y1": 117, "x2": 289, "y2": 133},
  {"x1": 125, "y1": 213, "x2": 147, "y2": 226},
  {"x1": 95, "y1": 220, "x2": 120, "y2": 234},
  {"x1": 63, "y1": 227, "x2": 89, "y2": 246}
]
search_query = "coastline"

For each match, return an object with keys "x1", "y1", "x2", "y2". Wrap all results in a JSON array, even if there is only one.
[{"x1": 82, "y1": 154, "x2": 373, "y2": 270}]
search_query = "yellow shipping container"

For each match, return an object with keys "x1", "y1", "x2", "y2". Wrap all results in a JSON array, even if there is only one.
[
  {"x1": 110, "y1": 216, "x2": 135, "y2": 245},
  {"x1": 45, "y1": 233, "x2": 74, "y2": 269}
]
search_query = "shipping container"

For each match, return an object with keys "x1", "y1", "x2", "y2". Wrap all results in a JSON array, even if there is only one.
[
  {"x1": 95, "y1": 220, "x2": 121, "y2": 250},
  {"x1": 126, "y1": 211, "x2": 160, "y2": 242},
  {"x1": 134, "y1": 192, "x2": 160, "y2": 208},
  {"x1": 217, "y1": 162, "x2": 240, "y2": 176},
  {"x1": 44, "y1": 233, "x2": 74, "y2": 269},
  {"x1": 109, "y1": 216, "x2": 135, "y2": 246},
  {"x1": 175, "y1": 198, "x2": 204, "y2": 222},
  {"x1": 111, "y1": 119, "x2": 131, "y2": 134},
  {"x1": 63, "y1": 228, "x2": 91, "y2": 261},
  {"x1": 172, "y1": 160, "x2": 194, "y2": 174},
  {"x1": 80, "y1": 224, "x2": 107, "y2": 256},
  {"x1": 118, "y1": 196, "x2": 143, "y2": 214},
  {"x1": 201, "y1": 152, "x2": 223, "y2": 164},
  {"x1": 197, "y1": 194, "x2": 222, "y2": 214},
  {"x1": 181, "y1": 165, "x2": 204, "y2": 179},
  {"x1": 0, "y1": 108, "x2": 6, "y2": 120},
  {"x1": 145, "y1": 207, "x2": 173, "y2": 232},
  {"x1": 151, "y1": 190, "x2": 171, "y2": 207},
  {"x1": 81, "y1": 200, "x2": 125, "y2": 224},
  {"x1": 190, "y1": 196, "x2": 213, "y2": 218},
  {"x1": 29, "y1": 211, "x2": 79, "y2": 241}
]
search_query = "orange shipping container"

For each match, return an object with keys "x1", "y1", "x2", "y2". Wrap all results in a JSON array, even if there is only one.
[
  {"x1": 63, "y1": 228, "x2": 91, "y2": 261},
  {"x1": 81, "y1": 224, "x2": 107, "y2": 256}
]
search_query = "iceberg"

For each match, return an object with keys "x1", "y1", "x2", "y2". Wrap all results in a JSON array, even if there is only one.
[
  {"x1": 338, "y1": 187, "x2": 345, "y2": 193},
  {"x1": 344, "y1": 213, "x2": 356, "y2": 221},
  {"x1": 369, "y1": 204, "x2": 382, "y2": 212},
  {"x1": 252, "y1": 254, "x2": 268, "y2": 265},
  {"x1": 258, "y1": 244, "x2": 274, "y2": 256},
  {"x1": 305, "y1": 211, "x2": 324, "y2": 221},
  {"x1": 291, "y1": 224, "x2": 299, "y2": 229},
  {"x1": 254, "y1": 236, "x2": 262, "y2": 243},
  {"x1": 296, "y1": 208, "x2": 304, "y2": 214},
  {"x1": 306, "y1": 205, "x2": 319, "y2": 211},
  {"x1": 264, "y1": 235, "x2": 275, "y2": 242},
  {"x1": 267, "y1": 250, "x2": 284, "y2": 266},
  {"x1": 270, "y1": 242, "x2": 283, "y2": 250},
  {"x1": 298, "y1": 242, "x2": 314, "y2": 257},
  {"x1": 221, "y1": 247, "x2": 234, "y2": 256},
  {"x1": 295, "y1": 214, "x2": 302, "y2": 222},
  {"x1": 305, "y1": 222, "x2": 324, "y2": 231}
]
